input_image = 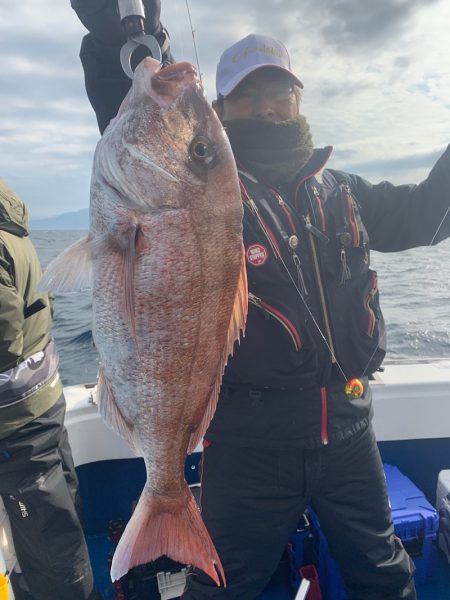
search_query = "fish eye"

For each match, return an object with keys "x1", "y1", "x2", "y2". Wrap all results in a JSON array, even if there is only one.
[
  {"x1": 193, "y1": 141, "x2": 207, "y2": 158},
  {"x1": 189, "y1": 136, "x2": 215, "y2": 166}
]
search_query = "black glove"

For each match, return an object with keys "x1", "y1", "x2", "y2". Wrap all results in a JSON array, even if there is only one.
[
  {"x1": 70, "y1": 0, "x2": 163, "y2": 45},
  {"x1": 71, "y1": 0, "x2": 174, "y2": 134}
]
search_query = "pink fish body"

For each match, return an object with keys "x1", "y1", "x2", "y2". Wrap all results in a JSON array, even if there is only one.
[{"x1": 41, "y1": 58, "x2": 247, "y2": 585}]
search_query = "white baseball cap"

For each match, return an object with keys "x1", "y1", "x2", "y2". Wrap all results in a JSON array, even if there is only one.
[{"x1": 216, "y1": 33, "x2": 303, "y2": 98}]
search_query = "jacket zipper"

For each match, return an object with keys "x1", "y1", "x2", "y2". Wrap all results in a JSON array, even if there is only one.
[
  {"x1": 241, "y1": 183, "x2": 308, "y2": 296},
  {"x1": 365, "y1": 273, "x2": 378, "y2": 337},
  {"x1": 271, "y1": 189, "x2": 297, "y2": 233},
  {"x1": 311, "y1": 186, "x2": 326, "y2": 232},
  {"x1": 320, "y1": 387, "x2": 328, "y2": 445},
  {"x1": 264, "y1": 190, "x2": 308, "y2": 296},
  {"x1": 344, "y1": 185, "x2": 360, "y2": 246},
  {"x1": 249, "y1": 292, "x2": 302, "y2": 351},
  {"x1": 304, "y1": 211, "x2": 336, "y2": 363},
  {"x1": 241, "y1": 193, "x2": 282, "y2": 259}
]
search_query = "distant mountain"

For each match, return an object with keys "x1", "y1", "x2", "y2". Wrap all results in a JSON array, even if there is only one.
[{"x1": 30, "y1": 208, "x2": 89, "y2": 230}]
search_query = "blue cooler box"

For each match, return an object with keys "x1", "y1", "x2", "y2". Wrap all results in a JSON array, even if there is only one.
[
  {"x1": 436, "y1": 470, "x2": 450, "y2": 564},
  {"x1": 385, "y1": 464, "x2": 439, "y2": 585},
  {"x1": 304, "y1": 464, "x2": 439, "y2": 599}
]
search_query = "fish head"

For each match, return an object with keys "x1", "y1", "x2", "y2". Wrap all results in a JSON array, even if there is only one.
[{"x1": 94, "y1": 57, "x2": 241, "y2": 218}]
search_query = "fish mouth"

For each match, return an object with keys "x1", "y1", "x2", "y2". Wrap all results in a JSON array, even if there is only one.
[
  {"x1": 153, "y1": 61, "x2": 198, "y2": 82},
  {"x1": 151, "y1": 61, "x2": 200, "y2": 98}
]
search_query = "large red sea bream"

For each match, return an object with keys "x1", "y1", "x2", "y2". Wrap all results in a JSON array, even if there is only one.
[{"x1": 41, "y1": 57, "x2": 247, "y2": 585}]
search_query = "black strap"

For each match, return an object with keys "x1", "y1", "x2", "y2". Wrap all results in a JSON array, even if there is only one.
[{"x1": 24, "y1": 298, "x2": 46, "y2": 319}]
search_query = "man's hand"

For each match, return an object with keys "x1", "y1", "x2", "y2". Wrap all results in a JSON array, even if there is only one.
[
  {"x1": 142, "y1": 1, "x2": 162, "y2": 38},
  {"x1": 70, "y1": 0, "x2": 163, "y2": 45},
  {"x1": 71, "y1": 0, "x2": 173, "y2": 134}
]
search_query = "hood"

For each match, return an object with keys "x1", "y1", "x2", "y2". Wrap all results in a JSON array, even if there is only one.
[{"x1": 0, "y1": 179, "x2": 29, "y2": 237}]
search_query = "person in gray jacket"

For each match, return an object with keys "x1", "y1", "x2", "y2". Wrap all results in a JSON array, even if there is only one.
[{"x1": 0, "y1": 179, "x2": 101, "y2": 600}]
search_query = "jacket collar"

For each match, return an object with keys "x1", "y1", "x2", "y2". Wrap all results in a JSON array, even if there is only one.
[
  {"x1": 270, "y1": 146, "x2": 333, "y2": 199},
  {"x1": 295, "y1": 146, "x2": 333, "y2": 185}
]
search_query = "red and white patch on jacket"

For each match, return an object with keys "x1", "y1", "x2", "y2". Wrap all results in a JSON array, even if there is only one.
[{"x1": 246, "y1": 244, "x2": 268, "y2": 266}]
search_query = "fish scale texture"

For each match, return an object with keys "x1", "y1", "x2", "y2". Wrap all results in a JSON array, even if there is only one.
[{"x1": 88, "y1": 58, "x2": 247, "y2": 584}]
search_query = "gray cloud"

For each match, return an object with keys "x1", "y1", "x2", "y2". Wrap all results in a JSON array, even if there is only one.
[
  {"x1": 167, "y1": 0, "x2": 445, "y2": 104},
  {"x1": 334, "y1": 148, "x2": 444, "y2": 181},
  {"x1": 316, "y1": 80, "x2": 374, "y2": 101},
  {"x1": 393, "y1": 56, "x2": 411, "y2": 69},
  {"x1": 177, "y1": 0, "x2": 442, "y2": 56},
  {"x1": 0, "y1": 0, "x2": 448, "y2": 217},
  {"x1": 305, "y1": 0, "x2": 441, "y2": 52}
]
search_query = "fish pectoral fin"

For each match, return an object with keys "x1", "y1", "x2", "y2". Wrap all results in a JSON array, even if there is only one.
[
  {"x1": 98, "y1": 223, "x2": 141, "y2": 342},
  {"x1": 97, "y1": 368, "x2": 139, "y2": 455},
  {"x1": 110, "y1": 483, "x2": 225, "y2": 587},
  {"x1": 38, "y1": 235, "x2": 93, "y2": 293},
  {"x1": 187, "y1": 249, "x2": 248, "y2": 454}
]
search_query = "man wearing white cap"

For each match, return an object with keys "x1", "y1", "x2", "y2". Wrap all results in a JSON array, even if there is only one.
[
  {"x1": 181, "y1": 36, "x2": 429, "y2": 600},
  {"x1": 73, "y1": 6, "x2": 450, "y2": 598}
]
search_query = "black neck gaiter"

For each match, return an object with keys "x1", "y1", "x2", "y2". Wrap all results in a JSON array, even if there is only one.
[{"x1": 224, "y1": 115, "x2": 314, "y2": 185}]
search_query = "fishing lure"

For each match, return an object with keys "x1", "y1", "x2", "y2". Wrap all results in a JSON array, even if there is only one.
[{"x1": 345, "y1": 378, "x2": 364, "y2": 398}]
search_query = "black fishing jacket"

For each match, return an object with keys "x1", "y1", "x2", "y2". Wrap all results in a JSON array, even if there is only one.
[{"x1": 206, "y1": 145, "x2": 450, "y2": 448}]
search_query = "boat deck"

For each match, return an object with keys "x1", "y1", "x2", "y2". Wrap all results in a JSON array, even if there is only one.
[
  {"x1": 79, "y1": 456, "x2": 450, "y2": 600},
  {"x1": 68, "y1": 363, "x2": 450, "y2": 599},
  {"x1": 86, "y1": 529, "x2": 450, "y2": 599}
]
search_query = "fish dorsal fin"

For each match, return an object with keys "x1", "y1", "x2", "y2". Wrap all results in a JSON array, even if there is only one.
[
  {"x1": 187, "y1": 248, "x2": 248, "y2": 453},
  {"x1": 38, "y1": 235, "x2": 92, "y2": 292},
  {"x1": 97, "y1": 367, "x2": 139, "y2": 455}
]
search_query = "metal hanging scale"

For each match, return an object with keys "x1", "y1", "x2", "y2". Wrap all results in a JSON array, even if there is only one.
[{"x1": 118, "y1": 0, "x2": 162, "y2": 79}]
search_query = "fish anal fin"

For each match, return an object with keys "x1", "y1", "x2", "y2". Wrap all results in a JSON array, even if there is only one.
[
  {"x1": 187, "y1": 379, "x2": 221, "y2": 454},
  {"x1": 38, "y1": 235, "x2": 92, "y2": 293},
  {"x1": 97, "y1": 368, "x2": 139, "y2": 454},
  {"x1": 110, "y1": 484, "x2": 225, "y2": 587},
  {"x1": 187, "y1": 248, "x2": 248, "y2": 453}
]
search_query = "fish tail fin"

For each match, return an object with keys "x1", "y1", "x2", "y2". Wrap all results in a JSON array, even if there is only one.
[{"x1": 110, "y1": 484, "x2": 225, "y2": 587}]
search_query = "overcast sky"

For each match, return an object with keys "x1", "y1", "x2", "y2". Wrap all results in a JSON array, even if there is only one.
[{"x1": 1, "y1": 1, "x2": 449, "y2": 218}]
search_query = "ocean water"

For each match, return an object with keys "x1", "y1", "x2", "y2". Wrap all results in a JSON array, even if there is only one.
[
  {"x1": 31, "y1": 230, "x2": 98, "y2": 386},
  {"x1": 30, "y1": 230, "x2": 450, "y2": 386}
]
